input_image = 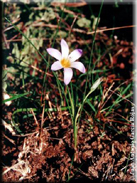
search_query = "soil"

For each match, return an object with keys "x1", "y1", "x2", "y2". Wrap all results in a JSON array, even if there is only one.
[{"x1": 1, "y1": 108, "x2": 136, "y2": 182}]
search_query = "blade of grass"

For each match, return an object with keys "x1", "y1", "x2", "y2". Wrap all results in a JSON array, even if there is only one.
[
  {"x1": 74, "y1": 77, "x2": 103, "y2": 149},
  {"x1": 2, "y1": 92, "x2": 31, "y2": 104},
  {"x1": 67, "y1": 155, "x2": 74, "y2": 182},
  {"x1": 105, "y1": 83, "x2": 132, "y2": 115},
  {"x1": 86, "y1": 99, "x2": 96, "y2": 112},
  {"x1": 76, "y1": 0, "x2": 104, "y2": 126},
  {"x1": 11, "y1": 119, "x2": 23, "y2": 134},
  {"x1": 75, "y1": 77, "x2": 103, "y2": 125},
  {"x1": 56, "y1": 75, "x2": 64, "y2": 106},
  {"x1": 102, "y1": 92, "x2": 133, "y2": 115},
  {"x1": 13, "y1": 106, "x2": 71, "y2": 117}
]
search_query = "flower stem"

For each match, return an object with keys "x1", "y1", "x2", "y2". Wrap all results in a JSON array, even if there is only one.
[
  {"x1": 66, "y1": 85, "x2": 78, "y2": 156},
  {"x1": 74, "y1": 121, "x2": 77, "y2": 149}
]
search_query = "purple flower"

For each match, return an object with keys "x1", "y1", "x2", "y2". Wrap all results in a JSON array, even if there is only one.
[{"x1": 47, "y1": 39, "x2": 86, "y2": 85}]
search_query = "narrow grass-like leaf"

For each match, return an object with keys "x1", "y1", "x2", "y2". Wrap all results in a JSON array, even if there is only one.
[
  {"x1": 77, "y1": 1, "x2": 104, "y2": 128},
  {"x1": 74, "y1": 77, "x2": 103, "y2": 148},
  {"x1": 86, "y1": 99, "x2": 96, "y2": 112},
  {"x1": 102, "y1": 92, "x2": 133, "y2": 115},
  {"x1": 13, "y1": 106, "x2": 71, "y2": 116},
  {"x1": 104, "y1": 83, "x2": 132, "y2": 115},
  {"x1": 2, "y1": 92, "x2": 31, "y2": 104}
]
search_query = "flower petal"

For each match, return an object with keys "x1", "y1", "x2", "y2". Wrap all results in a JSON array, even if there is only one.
[
  {"x1": 71, "y1": 61, "x2": 86, "y2": 73},
  {"x1": 64, "y1": 68, "x2": 73, "y2": 85},
  {"x1": 69, "y1": 49, "x2": 83, "y2": 62},
  {"x1": 61, "y1": 39, "x2": 69, "y2": 58},
  {"x1": 51, "y1": 61, "x2": 63, "y2": 71},
  {"x1": 47, "y1": 48, "x2": 62, "y2": 60}
]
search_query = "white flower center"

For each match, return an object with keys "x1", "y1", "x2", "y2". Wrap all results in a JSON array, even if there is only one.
[{"x1": 60, "y1": 58, "x2": 71, "y2": 68}]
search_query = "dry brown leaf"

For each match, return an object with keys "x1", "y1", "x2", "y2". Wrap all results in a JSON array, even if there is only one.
[
  {"x1": 116, "y1": 156, "x2": 126, "y2": 167},
  {"x1": 88, "y1": 166, "x2": 99, "y2": 178}
]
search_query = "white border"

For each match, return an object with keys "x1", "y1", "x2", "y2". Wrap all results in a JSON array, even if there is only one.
[
  {"x1": 0, "y1": 0, "x2": 137, "y2": 3},
  {"x1": 134, "y1": 0, "x2": 137, "y2": 182},
  {"x1": 2, "y1": 0, "x2": 136, "y2": 181}
]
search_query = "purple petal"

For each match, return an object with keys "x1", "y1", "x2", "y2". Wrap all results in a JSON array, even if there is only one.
[
  {"x1": 51, "y1": 61, "x2": 63, "y2": 71},
  {"x1": 47, "y1": 48, "x2": 62, "y2": 60},
  {"x1": 64, "y1": 68, "x2": 73, "y2": 85},
  {"x1": 61, "y1": 39, "x2": 69, "y2": 58},
  {"x1": 69, "y1": 49, "x2": 83, "y2": 62},
  {"x1": 71, "y1": 61, "x2": 86, "y2": 73}
]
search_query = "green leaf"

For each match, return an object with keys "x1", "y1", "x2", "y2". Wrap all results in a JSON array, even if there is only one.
[
  {"x1": 57, "y1": 31, "x2": 67, "y2": 38},
  {"x1": 2, "y1": 92, "x2": 31, "y2": 104},
  {"x1": 13, "y1": 106, "x2": 71, "y2": 117},
  {"x1": 77, "y1": 18, "x2": 91, "y2": 28},
  {"x1": 12, "y1": 43, "x2": 20, "y2": 59},
  {"x1": 86, "y1": 99, "x2": 96, "y2": 112}
]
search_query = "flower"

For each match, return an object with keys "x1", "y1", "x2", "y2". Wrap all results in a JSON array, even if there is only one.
[{"x1": 47, "y1": 39, "x2": 86, "y2": 85}]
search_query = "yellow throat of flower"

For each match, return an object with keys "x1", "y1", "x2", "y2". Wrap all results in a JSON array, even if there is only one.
[{"x1": 60, "y1": 58, "x2": 71, "y2": 68}]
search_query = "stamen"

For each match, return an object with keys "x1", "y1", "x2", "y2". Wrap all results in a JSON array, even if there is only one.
[{"x1": 61, "y1": 58, "x2": 71, "y2": 68}]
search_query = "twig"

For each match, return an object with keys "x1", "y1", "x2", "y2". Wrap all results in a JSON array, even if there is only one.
[
  {"x1": 30, "y1": 108, "x2": 39, "y2": 128},
  {"x1": 87, "y1": 25, "x2": 135, "y2": 35},
  {"x1": 2, "y1": 32, "x2": 9, "y2": 49},
  {"x1": 2, "y1": 133, "x2": 16, "y2": 145},
  {"x1": 5, "y1": 24, "x2": 135, "y2": 44}
]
